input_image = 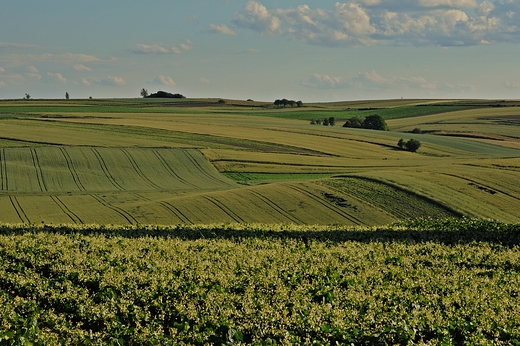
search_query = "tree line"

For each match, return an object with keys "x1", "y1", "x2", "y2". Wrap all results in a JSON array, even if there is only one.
[{"x1": 274, "y1": 99, "x2": 303, "y2": 107}]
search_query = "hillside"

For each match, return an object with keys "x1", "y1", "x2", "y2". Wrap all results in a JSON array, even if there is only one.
[{"x1": 0, "y1": 98, "x2": 519, "y2": 225}]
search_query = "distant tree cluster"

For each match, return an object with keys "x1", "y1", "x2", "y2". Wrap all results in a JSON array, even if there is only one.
[
  {"x1": 343, "y1": 114, "x2": 389, "y2": 131},
  {"x1": 145, "y1": 90, "x2": 186, "y2": 99},
  {"x1": 274, "y1": 99, "x2": 303, "y2": 107},
  {"x1": 398, "y1": 138, "x2": 421, "y2": 152},
  {"x1": 311, "y1": 117, "x2": 335, "y2": 126}
]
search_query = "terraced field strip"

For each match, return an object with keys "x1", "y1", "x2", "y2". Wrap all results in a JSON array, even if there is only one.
[
  {"x1": 361, "y1": 171, "x2": 520, "y2": 223},
  {"x1": 321, "y1": 177, "x2": 462, "y2": 220}
]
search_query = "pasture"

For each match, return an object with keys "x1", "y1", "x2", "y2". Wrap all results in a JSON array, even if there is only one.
[{"x1": 0, "y1": 97, "x2": 519, "y2": 225}]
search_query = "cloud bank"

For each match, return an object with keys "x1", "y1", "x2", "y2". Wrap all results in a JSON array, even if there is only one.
[{"x1": 232, "y1": 0, "x2": 520, "y2": 47}]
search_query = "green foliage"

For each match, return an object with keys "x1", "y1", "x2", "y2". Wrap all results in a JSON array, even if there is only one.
[
  {"x1": 342, "y1": 116, "x2": 363, "y2": 128},
  {"x1": 362, "y1": 114, "x2": 389, "y2": 131},
  {"x1": 398, "y1": 138, "x2": 422, "y2": 152},
  {"x1": 0, "y1": 220, "x2": 519, "y2": 345}
]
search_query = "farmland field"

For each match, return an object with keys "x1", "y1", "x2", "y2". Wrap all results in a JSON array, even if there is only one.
[
  {"x1": 0, "y1": 97, "x2": 519, "y2": 225},
  {"x1": 1, "y1": 98, "x2": 520, "y2": 344},
  {"x1": 1, "y1": 220, "x2": 520, "y2": 344}
]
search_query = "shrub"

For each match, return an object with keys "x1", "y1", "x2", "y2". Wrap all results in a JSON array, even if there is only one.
[{"x1": 398, "y1": 138, "x2": 421, "y2": 152}]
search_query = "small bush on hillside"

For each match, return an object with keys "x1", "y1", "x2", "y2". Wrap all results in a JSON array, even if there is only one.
[{"x1": 398, "y1": 138, "x2": 421, "y2": 152}]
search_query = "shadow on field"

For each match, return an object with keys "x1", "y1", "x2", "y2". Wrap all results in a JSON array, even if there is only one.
[{"x1": 1, "y1": 219, "x2": 519, "y2": 246}]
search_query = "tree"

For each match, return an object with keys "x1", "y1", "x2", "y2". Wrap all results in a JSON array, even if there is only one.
[
  {"x1": 288, "y1": 100, "x2": 296, "y2": 107},
  {"x1": 362, "y1": 114, "x2": 389, "y2": 131},
  {"x1": 140, "y1": 88, "x2": 149, "y2": 98},
  {"x1": 397, "y1": 138, "x2": 406, "y2": 149},
  {"x1": 328, "y1": 117, "x2": 336, "y2": 126},
  {"x1": 24, "y1": 93, "x2": 31, "y2": 100},
  {"x1": 343, "y1": 116, "x2": 363, "y2": 128},
  {"x1": 296, "y1": 100, "x2": 303, "y2": 107},
  {"x1": 65, "y1": 92, "x2": 69, "y2": 100},
  {"x1": 405, "y1": 138, "x2": 421, "y2": 152},
  {"x1": 323, "y1": 118, "x2": 329, "y2": 126},
  {"x1": 274, "y1": 99, "x2": 281, "y2": 107}
]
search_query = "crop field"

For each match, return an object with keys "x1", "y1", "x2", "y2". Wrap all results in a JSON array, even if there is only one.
[
  {"x1": 0, "y1": 98, "x2": 519, "y2": 225},
  {"x1": 1, "y1": 98, "x2": 520, "y2": 344},
  {"x1": 1, "y1": 220, "x2": 520, "y2": 344}
]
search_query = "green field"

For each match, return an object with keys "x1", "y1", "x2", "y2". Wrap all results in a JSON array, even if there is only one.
[
  {"x1": 0, "y1": 98, "x2": 519, "y2": 225},
  {"x1": 1, "y1": 98, "x2": 520, "y2": 344},
  {"x1": 1, "y1": 220, "x2": 519, "y2": 345}
]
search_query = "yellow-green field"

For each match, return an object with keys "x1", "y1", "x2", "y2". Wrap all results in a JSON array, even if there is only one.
[{"x1": 1, "y1": 98, "x2": 519, "y2": 225}]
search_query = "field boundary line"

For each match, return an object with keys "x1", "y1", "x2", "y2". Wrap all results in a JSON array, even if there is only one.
[
  {"x1": 0, "y1": 149, "x2": 7, "y2": 191},
  {"x1": 9, "y1": 196, "x2": 30, "y2": 223},
  {"x1": 91, "y1": 148, "x2": 125, "y2": 191},
  {"x1": 30, "y1": 148, "x2": 47, "y2": 192},
  {"x1": 90, "y1": 194, "x2": 138, "y2": 224},
  {"x1": 152, "y1": 150, "x2": 199, "y2": 189},
  {"x1": 286, "y1": 183, "x2": 363, "y2": 225},
  {"x1": 59, "y1": 147, "x2": 86, "y2": 191},
  {"x1": 249, "y1": 190, "x2": 303, "y2": 224},
  {"x1": 121, "y1": 149, "x2": 163, "y2": 190},
  {"x1": 203, "y1": 195, "x2": 245, "y2": 223},
  {"x1": 50, "y1": 195, "x2": 83, "y2": 223}
]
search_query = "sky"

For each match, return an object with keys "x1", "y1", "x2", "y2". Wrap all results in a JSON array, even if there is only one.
[{"x1": 1, "y1": 0, "x2": 520, "y2": 102}]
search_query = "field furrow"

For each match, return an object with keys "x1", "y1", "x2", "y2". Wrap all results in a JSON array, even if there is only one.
[
  {"x1": 8, "y1": 196, "x2": 30, "y2": 223},
  {"x1": 91, "y1": 148, "x2": 126, "y2": 191},
  {"x1": 0, "y1": 148, "x2": 6, "y2": 190},
  {"x1": 182, "y1": 150, "x2": 235, "y2": 187},
  {"x1": 59, "y1": 147, "x2": 86, "y2": 191},
  {"x1": 121, "y1": 149, "x2": 163, "y2": 190},
  {"x1": 30, "y1": 149, "x2": 47, "y2": 192},
  {"x1": 203, "y1": 196, "x2": 245, "y2": 223},
  {"x1": 249, "y1": 190, "x2": 304, "y2": 224},
  {"x1": 286, "y1": 183, "x2": 364, "y2": 225},
  {"x1": 152, "y1": 150, "x2": 199, "y2": 189},
  {"x1": 50, "y1": 195, "x2": 83, "y2": 223},
  {"x1": 90, "y1": 194, "x2": 138, "y2": 224}
]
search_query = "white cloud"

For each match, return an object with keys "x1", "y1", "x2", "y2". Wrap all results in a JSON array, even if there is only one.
[
  {"x1": 232, "y1": 1, "x2": 282, "y2": 36},
  {"x1": 302, "y1": 70, "x2": 441, "y2": 92},
  {"x1": 0, "y1": 80, "x2": 7, "y2": 88},
  {"x1": 132, "y1": 44, "x2": 171, "y2": 54},
  {"x1": 0, "y1": 67, "x2": 4, "y2": 73},
  {"x1": 418, "y1": 0, "x2": 477, "y2": 8},
  {"x1": 232, "y1": 1, "x2": 520, "y2": 47},
  {"x1": 504, "y1": 81, "x2": 520, "y2": 89},
  {"x1": 199, "y1": 77, "x2": 210, "y2": 84},
  {"x1": 73, "y1": 64, "x2": 92, "y2": 72},
  {"x1": 101, "y1": 76, "x2": 126, "y2": 86},
  {"x1": 47, "y1": 72, "x2": 67, "y2": 84},
  {"x1": 25, "y1": 66, "x2": 41, "y2": 80},
  {"x1": 133, "y1": 40, "x2": 193, "y2": 54},
  {"x1": 300, "y1": 74, "x2": 349, "y2": 89},
  {"x1": 81, "y1": 78, "x2": 91, "y2": 86},
  {"x1": 208, "y1": 24, "x2": 236, "y2": 35},
  {"x1": 153, "y1": 75, "x2": 176, "y2": 86}
]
